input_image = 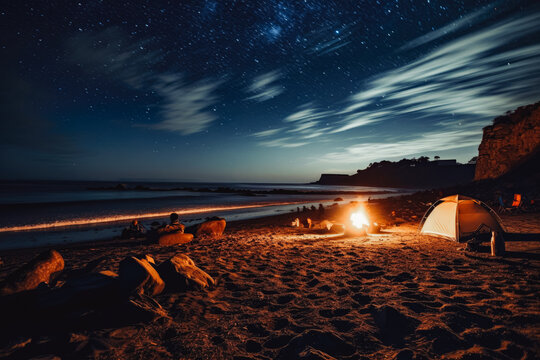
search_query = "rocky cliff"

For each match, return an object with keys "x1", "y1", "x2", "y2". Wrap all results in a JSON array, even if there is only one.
[{"x1": 475, "y1": 102, "x2": 540, "y2": 180}]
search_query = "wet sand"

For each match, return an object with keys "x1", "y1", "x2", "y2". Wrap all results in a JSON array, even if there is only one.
[{"x1": 0, "y1": 199, "x2": 539, "y2": 359}]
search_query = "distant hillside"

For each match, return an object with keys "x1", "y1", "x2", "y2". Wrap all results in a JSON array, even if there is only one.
[
  {"x1": 475, "y1": 101, "x2": 540, "y2": 180},
  {"x1": 316, "y1": 157, "x2": 475, "y2": 189}
]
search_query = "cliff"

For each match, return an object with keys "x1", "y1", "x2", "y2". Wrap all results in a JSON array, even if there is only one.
[{"x1": 475, "y1": 101, "x2": 540, "y2": 180}]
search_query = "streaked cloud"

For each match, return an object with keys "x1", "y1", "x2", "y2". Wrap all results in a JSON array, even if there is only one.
[
  {"x1": 152, "y1": 75, "x2": 223, "y2": 135},
  {"x1": 399, "y1": 2, "x2": 497, "y2": 51},
  {"x1": 252, "y1": 128, "x2": 283, "y2": 137},
  {"x1": 334, "y1": 11, "x2": 540, "y2": 133},
  {"x1": 259, "y1": 137, "x2": 307, "y2": 148},
  {"x1": 323, "y1": 128, "x2": 483, "y2": 164},
  {"x1": 245, "y1": 70, "x2": 284, "y2": 102},
  {"x1": 67, "y1": 28, "x2": 223, "y2": 135},
  {"x1": 253, "y1": 7, "x2": 540, "y2": 158}
]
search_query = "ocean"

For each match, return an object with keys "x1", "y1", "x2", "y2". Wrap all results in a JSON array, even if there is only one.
[{"x1": 0, "y1": 180, "x2": 412, "y2": 250}]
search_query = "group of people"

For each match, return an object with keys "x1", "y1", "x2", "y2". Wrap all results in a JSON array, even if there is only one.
[{"x1": 121, "y1": 212, "x2": 184, "y2": 239}]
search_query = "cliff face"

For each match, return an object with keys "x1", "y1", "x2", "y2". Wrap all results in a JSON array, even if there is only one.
[{"x1": 475, "y1": 102, "x2": 540, "y2": 180}]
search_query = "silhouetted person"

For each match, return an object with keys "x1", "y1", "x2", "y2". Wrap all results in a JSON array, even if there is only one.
[
  {"x1": 157, "y1": 212, "x2": 185, "y2": 234},
  {"x1": 121, "y1": 219, "x2": 145, "y2": 238},
  {"x1": 310, "y1": 205, "x2": 316, "y2": 212},
  {"x1": 318, "y1": 203, "x2": 325, "y2": 215}
]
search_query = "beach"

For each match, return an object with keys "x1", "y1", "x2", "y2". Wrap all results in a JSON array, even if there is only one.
[{"x1": 0, "y1": 195, "x2": 539, "y2": 359}]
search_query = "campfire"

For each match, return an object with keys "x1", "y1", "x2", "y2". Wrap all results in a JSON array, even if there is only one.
[{"x1": 347, "y1": 206, "x2": 380, "y2": 235}]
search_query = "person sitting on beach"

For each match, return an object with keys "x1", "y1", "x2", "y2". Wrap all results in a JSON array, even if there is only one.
[
  {"x1": 121, "y1": 219, "x2": 146, "y2": 238},
  {"x1": 158, "y1": 212, "x2": 185, "y2": 234}
]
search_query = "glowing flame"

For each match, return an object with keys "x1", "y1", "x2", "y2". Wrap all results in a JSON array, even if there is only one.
[{"x1": 350, "y1": 208, "x2": 370, "y2": 229}]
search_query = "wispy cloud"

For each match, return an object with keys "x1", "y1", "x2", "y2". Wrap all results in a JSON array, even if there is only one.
[
  {"x1": 253, "y1": 128, "x2": 283, "y2": 137},
  {"x1": 307, "y1": 23, "x2": 355, "y2": 56},
  {"x1": 334, "y1": 11, "x2": 540, "y2": 133},
  {"x1": 67, "y1": 28, "x2": 223, "y2": 135},
  {"x1": 252, "y1": 7, "x2": 540, "y2": 158},
  {"x1": 323, "y1": 128, "x2": 483, "y2": 164},
  {"x1": 245, "y1": 70, "x2": 284, "y2": 102},
  {"x1": 152, "y1": 74, "x2": 223, "y2": 135},
  {"x1": 399, "y1": 3, "x2": 498, "y2": 51},
  {"x1": 259, "y1": 137, "x2": 307, "y2": 148},
  {"x1": 253, "y1": 103, "x2": 334, "y2": 147}
]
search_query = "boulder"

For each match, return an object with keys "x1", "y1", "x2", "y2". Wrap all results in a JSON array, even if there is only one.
[
  {"x1": 38, "y1": 271, "x2": 121, "y2": 309},
  {"x1": 157, "y1": 254, "x2": 214, "y2": 292},
  {"x1": 195, "y1": 218, "x2": 226, "y2": 237},
  {"x1": 118, "y1": 257, "x2": 165, "y2": 296},
  {"x1": 0, "y1": 250, "x2": 64, "y2": 296},
  {"x1": 158, "y1": 232, "x2": 193, "y2": 246}
]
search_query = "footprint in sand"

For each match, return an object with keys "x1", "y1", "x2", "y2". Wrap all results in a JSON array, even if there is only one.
[
  {"x1": 246, "y1": 323, "x2": 270, "y2": 337},
  {"x1": 263, "y1": 334, "x2": 294, "y2": 349},
  {"x1": 436, "y1": 264, "x2": 453, "y2": 272},
  {"x1": 245, "y1": 339, "x2": 262, "y2": 353},
  {"x1": 276, "y1": 294, "x2": 295, "y2": 304},
  {"x1": 352, "y1": 293, "x2": 372, "y2": 305},
  {"x1": 319, "y1": 308, "x2": 351, "y2": 318},
  {"x1": 272, "y1": 317, "x2": 289, "y2": 330},
  {"x1": 331, "y1": 319, "x2": 357, "y2": 332}
]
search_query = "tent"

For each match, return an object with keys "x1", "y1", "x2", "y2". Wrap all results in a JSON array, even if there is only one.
[{"x1": 419, "y1": 195, "x2": 505, "y2": 242}]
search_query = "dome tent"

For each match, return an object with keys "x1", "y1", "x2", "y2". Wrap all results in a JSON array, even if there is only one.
[{"x1": 419, "y1": 195, "x2": 505, "y2": 242}]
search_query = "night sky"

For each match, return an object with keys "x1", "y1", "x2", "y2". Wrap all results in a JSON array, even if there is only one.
[{"x1": 1, "y1": 1, "x2": 539, "y2": 182}]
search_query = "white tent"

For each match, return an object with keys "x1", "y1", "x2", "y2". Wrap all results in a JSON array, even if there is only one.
[{"x1": 419, "y1": 195, "x2": 505, "y2": 242}]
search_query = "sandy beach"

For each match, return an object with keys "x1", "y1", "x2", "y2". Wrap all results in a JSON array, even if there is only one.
[{"x1": 0, "y1": 196, "x2": 539, "y2": 360}]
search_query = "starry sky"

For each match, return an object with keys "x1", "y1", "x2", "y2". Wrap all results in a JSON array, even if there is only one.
[{"x1": 1, "y1": 1, "x2": 539, "y2": 183}]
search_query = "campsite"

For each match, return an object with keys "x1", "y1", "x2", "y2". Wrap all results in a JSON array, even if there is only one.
[
  {"x1": 2, "y1": 1, "x2": 540, "y2": 359},
  {"x1": 0, "y1": 188, "x2": 539, "y2": 359}
]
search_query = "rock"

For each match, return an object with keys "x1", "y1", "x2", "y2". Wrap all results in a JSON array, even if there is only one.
[
  {"x1": 475, "y1": 101, "x2": 540, "y2": 180},
  {"x1": 329, "y1": 224, "x2": 345, "y2": 234},
  {"x1": 144, "y1": 254, "x2": 155, "y2": 265},
  {"x1": 319, "y1": 220, "x2": 333, "y2": 231},
  {"x1": 38, "y1": 271, "x2": 121, "y2": 310},
  {"x1": 277, "y1": 329, "x2": 355, "y2": 359},
  {"x1": 195, "y1": 218, "x2": 226, "y2": 237},
  {"x1": 158, "y1": 232, "x2": 194, "y2": 246},
  {"x1": 118, "y1": 256, "x2": 165, "y2": 296},
  {"x1": 333, "y1": 197, "x2": 344, "y2": 202},
  {"x1": 157, "y1": 254, "x2": 214, "y2": 292},
  {"x1": 0, "y1": 250, "x2": 64, "y2": 296}
]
